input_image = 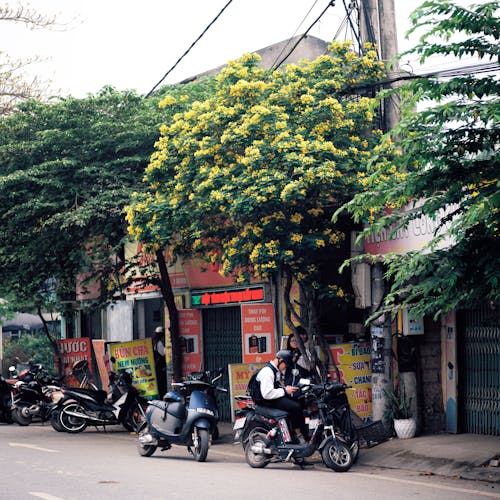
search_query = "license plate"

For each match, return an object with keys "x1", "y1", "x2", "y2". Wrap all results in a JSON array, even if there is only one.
[
  {"x1": 308, "y1": 418, "x2": 319, "y2": 430},
  {"x1": 233, "y1": 417, "x2": 246, "y2": 430}
]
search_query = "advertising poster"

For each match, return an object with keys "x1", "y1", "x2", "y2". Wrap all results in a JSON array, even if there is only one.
[
  {"x1": 228, "y1": 363, "x2": 264, "y2": 421},
  {"x1": 92, "y1": 339, "x2": 110, "y2": 390},
  {"x1": 109, "y1": 338, "x2": 158, "y2": 400},
  {"x1": 179, "y1": 309, "x2": 202, "y2": 376},
  {"x1": 56, "y1": 337, "x2": 93, "y2": 387},
  {"x1": 241, "y1": 303, "x2": 276, "y2": 364},
  {"x1": 330, "y1": 342, "x2": 372, "y2": 421}
]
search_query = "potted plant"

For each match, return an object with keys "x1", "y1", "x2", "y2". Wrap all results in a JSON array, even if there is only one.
[{"x1": 384, "y1": 380, "x2": 416, "y2": 439}]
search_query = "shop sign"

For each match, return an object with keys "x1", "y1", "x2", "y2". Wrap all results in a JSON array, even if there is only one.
[
  {"x1": 191, "y1": 286, "x2": 264, "y2": 307},
  {"x1": 179, "y1": 309, "x2": 202, "y2": 375},
  {"x1": 228, "y1": 363, "x2": 264, "y2": 421},
  {"x1": 330, "y1": 342, "x2": 372, "y2": 421},
  {"x1": 241, "y1": 303, "x2": 276, "y2": 364},
  {"x1": 56, "y1": 338, "x2": 93, "y2": 387},
  {"x1": 109, "y1": 338, "x2": 158, "y2": 400}
]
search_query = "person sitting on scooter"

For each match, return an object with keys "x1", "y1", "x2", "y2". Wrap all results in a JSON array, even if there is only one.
[
  {"x1": 256, "y1": 350, "x2": 307, "y2": 444},
  {"x1": 285, "y1": 328, "x2": 311, "y2": 391}
]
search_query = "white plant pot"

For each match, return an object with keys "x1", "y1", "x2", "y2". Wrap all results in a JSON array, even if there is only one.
[{"x1": 394, "y1": 418, "x2": 416, "y2": 439}]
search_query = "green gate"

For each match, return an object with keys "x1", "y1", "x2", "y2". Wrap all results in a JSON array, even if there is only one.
[
  {"x1": 459, "y1": 305, "x2": 500, "y2": 435},
  {"x1": 202, "y1": 306, "x2": 242, "y2": 422}
]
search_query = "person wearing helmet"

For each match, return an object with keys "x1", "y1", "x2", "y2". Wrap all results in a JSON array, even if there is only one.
[
  {"x1": 153, "y1": 326, "x2": 167, "y2": 398},
  {"x1": 256, "y1": 349, "x2": 307, "y2": 444}
]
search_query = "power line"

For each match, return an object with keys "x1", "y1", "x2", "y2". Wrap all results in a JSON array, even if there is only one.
[
  {"x1": 271, "y1": 0, "x2": 336, "y2": 71},
  {"x1": 145, "y1": 0, "x2": 234, "y2": 98},
  {"x1": 270, "y1": 0, "x2": 322, "y2": 70}
]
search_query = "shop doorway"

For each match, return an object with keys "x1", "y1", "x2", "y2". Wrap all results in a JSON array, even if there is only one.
[
  {"x1": 458, "y1": 305, "x2": 500, "y2": 435},
  {"x1": 202, "y1": 306, "x2": 242, "y2": 421}
]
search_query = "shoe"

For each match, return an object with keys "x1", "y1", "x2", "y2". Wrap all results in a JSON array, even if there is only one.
[{"x1": 293, "y1": 457, "x2": 314, "y2": 467}]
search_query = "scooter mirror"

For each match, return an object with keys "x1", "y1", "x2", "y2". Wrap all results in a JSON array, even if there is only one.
[{"x1": 8, "y1": 366, "x2": 15, "y2": 373}]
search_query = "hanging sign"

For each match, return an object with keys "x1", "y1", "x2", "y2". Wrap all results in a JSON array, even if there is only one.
[{"x1": 241, "y1": 303, "x2": 276, "y2": 364}]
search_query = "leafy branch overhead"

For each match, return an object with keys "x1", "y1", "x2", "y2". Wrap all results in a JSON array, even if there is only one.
[{"x1": 339, "y1": 0, "x2": 499, "y2": 319}]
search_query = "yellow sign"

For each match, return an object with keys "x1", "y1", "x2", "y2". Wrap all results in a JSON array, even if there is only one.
[
  {"x1": 228, "y1": 363, "x2": 265, "y2": 420},
  {"x1": 330, "y1": 343, "x2": 372, "y2": 421},
  {"x1": 110, "y1": 338, "x2": 159, "y2": 400}
]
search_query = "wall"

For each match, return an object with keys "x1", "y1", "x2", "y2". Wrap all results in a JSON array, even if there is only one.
[{"x1": 419, "y1": 317, "x2": 445, "y2": 434}]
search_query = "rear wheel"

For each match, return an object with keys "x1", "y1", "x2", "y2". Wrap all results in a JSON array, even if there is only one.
[
  {"x1": 50, "y1": 410, "x2": 64, "y2": 432},
  {"x1": 244, "y1": 426, "x2": 271, "y2": 468},
  {"x1": 12, "y1": 404, "x2": 32, "y2": 426},
  {"x1": 122, "y1": 402, "x2": 145, "y2": 433},
  {"x1": 192, "y1": 428, "x2": 209, "y2": 462},
  {"x1": 321, "y1": 438, "x2": 353, "y2": 472},
  {"x1": 59, "y1": 402, "x2": 88, "y2": 433}
]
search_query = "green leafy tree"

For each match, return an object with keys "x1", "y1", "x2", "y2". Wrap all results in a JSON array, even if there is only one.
[
  {"x1": 0, "y1": 87, "x2": 166, "y2": 368},
  {"x1": 340, "y1": 0, "x2": 499, "y2": 319},
  {"x1": 127, "y1": 42, "x2": 386, "y2": 372}
]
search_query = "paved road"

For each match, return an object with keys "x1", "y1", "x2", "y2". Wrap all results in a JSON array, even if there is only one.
[{"x1": 1, "y1": 423, "x2": 499, "y2": 500}]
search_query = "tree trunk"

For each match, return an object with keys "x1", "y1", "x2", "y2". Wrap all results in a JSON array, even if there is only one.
[
  {"x1": 155, "y1": 249, "x2": 182, "y2": 383},
  {"x1": 36, "y1": 306, "x2": 63, "y2": 378}
]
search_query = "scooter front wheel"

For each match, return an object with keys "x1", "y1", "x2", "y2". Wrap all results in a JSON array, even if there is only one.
[
  {"x1": 137, "y1": 441, "x2": 157, "y2": 457},
  {"x1": 59, "y1": 402, "x2": 88, "y2": 433},
  {"x1": 244, "y1": 426, "x2": 271, "y2": 468},
  {"x1": 321, "y1": 437, "x2": 353, "y2": 472},
  {"x1": 192, "y1": 428, "x2": 209, "y2": 462},
  {"x1": 50, "y1": 409, "x2": 64, "y2": 432}
]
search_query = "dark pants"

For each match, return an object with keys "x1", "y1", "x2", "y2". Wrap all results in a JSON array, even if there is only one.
[{"x1": 261, "y1": 396, "x2": 304, "y2": 431}]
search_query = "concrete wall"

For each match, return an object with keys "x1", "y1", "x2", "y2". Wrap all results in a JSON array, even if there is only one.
[
  {"x1": 419, "y1": 317, "x2": 445, "y2": 434},
  {"x1": 106, "y1": 301, "x2": 134, "y2": 342}
]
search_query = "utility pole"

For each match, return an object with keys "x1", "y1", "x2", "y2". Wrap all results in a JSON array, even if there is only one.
[{"x1": 358, "y1": 0, "x2": 400, "y2": 423}]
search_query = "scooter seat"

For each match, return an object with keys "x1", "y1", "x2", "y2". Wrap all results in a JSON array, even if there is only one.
[{"x1": 255, "y1": 406, "x2": 289, "y2": 420}]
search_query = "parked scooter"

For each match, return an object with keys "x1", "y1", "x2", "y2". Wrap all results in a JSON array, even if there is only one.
[
  {"x1": 186, "y1": 369, "x2": 226, "y2": 440},
  {"x1": 234, "y1": 379, "x2": 354, "y2": 471},
  {"x1": 8, "y1": 360, "x2": 62, "y2": 426},
  {"x1": 52, "y1": 368, "x2": 146, "y2": 433},
  {"x1": 0, "y1": 375, "x2": 15, "y2": 424},
  {"x1": 137, "y1": 371, "x2": 227, "y2": 462}
]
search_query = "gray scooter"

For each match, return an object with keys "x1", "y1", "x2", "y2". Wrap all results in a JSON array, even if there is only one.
[{"x1": 137, "y1": 371, "x2": 226, "y2": 462}]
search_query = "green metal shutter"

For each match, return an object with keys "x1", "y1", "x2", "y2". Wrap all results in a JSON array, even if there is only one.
[
  {"x1": 459, "y1": 305, "x2": 500, "y2": 435},
  {"x1": 202, "y1": 306, "x2": 242, "y2": 421}
]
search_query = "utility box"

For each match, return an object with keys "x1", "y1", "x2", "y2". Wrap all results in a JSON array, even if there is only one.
[{"x1": 402, "y1": 309, "x2": 424, "y2": 335}]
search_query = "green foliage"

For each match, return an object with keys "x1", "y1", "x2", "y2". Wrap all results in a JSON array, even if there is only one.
[
  {"x1": 340, "y1": 0, "x2": 499, "y2": 319},
  {"x1": 2, "y1": 334, "x2": 56, "y2": 377},
  {"x1": 0, "y1": 86, "x2": 168, "y2": 310},
  {"x1": 127, "y1": 42, "x2": 387, "y2": 326},
  {"x1": 384, "y1": 379, "x2": 413, "y2": 420}
]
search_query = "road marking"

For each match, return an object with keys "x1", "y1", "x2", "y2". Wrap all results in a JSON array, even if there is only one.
[
  {"x1": 351, "y1": 472, "x2": 500, "y2": 498},
  {"x1": 29, "y1": 493, "x2": 66, "y2": 500},
  {"x1": 9, "y1": 443, "x2": 58, "y2": 453}
]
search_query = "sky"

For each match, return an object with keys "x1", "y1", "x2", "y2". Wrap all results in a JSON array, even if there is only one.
[{"x1": 0, "y1": 0, "x2": 478, "y2": 98}]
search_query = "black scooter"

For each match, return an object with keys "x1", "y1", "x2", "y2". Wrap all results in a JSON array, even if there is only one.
[
  {"x1": 235, "y1": 380, "x2": 354, "y2": 471},
  {"x1": 52, "y1": 369, "x2": 146, "y2": 433},
  {"x1": 137, "y1": 371, "x2": 226, "y2": 462},
  {"x1": 0, "y1": 375, "x2": 14, "y2": 424}
]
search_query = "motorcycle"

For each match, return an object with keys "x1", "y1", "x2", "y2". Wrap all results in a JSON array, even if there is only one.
[
  {"x1": 0, "y1": 375, "x2": 15, "y2": 424},
  {"x1": 8, "y1": 361, "x2": 63, "y2": 426},
  {"x1": 234, "y1": 379, "x2": 355, "y2": 471},
  {"x1": 137, "y1": 371, "x2": 227, "y2": 462},
  {"x1": 186, "y1": 369, "x2": 226, "y2": 440},
  {"x1": 52, "y1": 369, "x2": 146, "y2": 433}
]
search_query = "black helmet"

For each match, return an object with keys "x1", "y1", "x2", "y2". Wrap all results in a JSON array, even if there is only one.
[{"x1": 276, "y1": 349, "x2": 293, "y2": 367}]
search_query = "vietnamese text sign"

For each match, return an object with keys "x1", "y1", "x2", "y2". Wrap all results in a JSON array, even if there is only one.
[
  {"x1": 179, "y1": 309, "x2": 202, "y2": 376},
  {"x1": 330, "y1": 342, "x2": 372, "y2": 421},
  {"x1": 228, "y1": 363, "x2": 264, "y2": 421},
  {"x1": 110, "y1": 338, "x2": 158, "y2": 400},
  {"x1": 241, "y1": 303, "x2": 276, "y2": 364},
  {"x1": 56, "y1": 338, "x2": 93, "y2": 387}
]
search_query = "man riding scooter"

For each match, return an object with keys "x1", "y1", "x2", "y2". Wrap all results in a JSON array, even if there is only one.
[{"x1": 255, "y1": 350, "x2": 307, "y2": 444}]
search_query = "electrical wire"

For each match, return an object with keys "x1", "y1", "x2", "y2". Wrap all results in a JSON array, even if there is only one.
[
  {"x1": 145, "y1": 0, "x2": 234, "y2": 97},
  {"x1": 269, "y1": 0, "x2": 321, "y2": 70},
  {"x1": 271, "y1": 0, "x2": 336, "y2": 71}
]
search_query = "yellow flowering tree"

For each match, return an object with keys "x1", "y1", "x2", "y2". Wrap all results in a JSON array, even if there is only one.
[{"x1": 127, "y1": 41, "x2": 385, "y2": 367}]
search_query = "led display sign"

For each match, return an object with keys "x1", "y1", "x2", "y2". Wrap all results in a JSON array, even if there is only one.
[{"x1": 191, "y1": 287, "x2": 264, "y2": 307}]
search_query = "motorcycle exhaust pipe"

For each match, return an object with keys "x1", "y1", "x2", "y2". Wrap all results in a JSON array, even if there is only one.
[
  {"x1": 250, "y1": 443, "x2": 272, "y2": 454},
  {"x1": 63, "y1": 409, "x2": 107, "y2": 423}
]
